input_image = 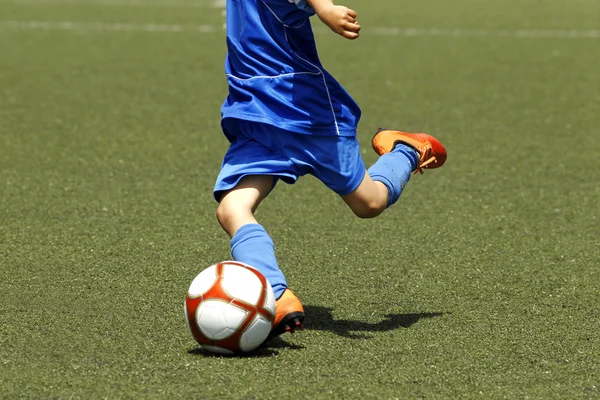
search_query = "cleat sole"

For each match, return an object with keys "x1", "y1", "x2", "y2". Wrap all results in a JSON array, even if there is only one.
[{"x1": 267, "y1": 312, "x2": 305, "y2": 341}]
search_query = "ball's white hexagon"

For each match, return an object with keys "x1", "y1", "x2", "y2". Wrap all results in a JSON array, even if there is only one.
[
  {"x1": 221, "y1": 263, "x2": 262, "y2": 305},
  {"x1": 196, "y1": 300, "x2": 244, "y2": 340},
  {"x1": 187, "y1": 265, "x2": 218, "y2": 298},
  {"x1": 263, "y1": 281, "x2": 276, "y2": 315},
  {"x1": 222, "y1": 303, "x2": 249, "y2": 329},
  {"x1": 239, "y1": 314, "x2": 272, "y2": 352}
]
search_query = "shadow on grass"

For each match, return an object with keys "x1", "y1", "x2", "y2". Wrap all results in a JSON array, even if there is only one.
[
  {"x1": 186, "y1": 307, "x2": 444, "y2": 356},
  {"x1": 304, "y1": 305, "x2": 446, "y2": 339},
  {"x1": 187, "y1": 336, "x2": 304, "y2": 358}
]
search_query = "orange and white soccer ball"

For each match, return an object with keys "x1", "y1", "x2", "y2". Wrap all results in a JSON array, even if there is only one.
[{"x1": 184, "y1": 261, "x2": 276, "y2": 355}]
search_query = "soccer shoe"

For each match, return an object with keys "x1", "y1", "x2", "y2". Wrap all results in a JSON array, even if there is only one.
[
  {"x1": 371, "y1": 128, "x2": 447, "y2": 174},
  {"x1": 267, "y1": 289, "x2": 304, "y2": 341}
]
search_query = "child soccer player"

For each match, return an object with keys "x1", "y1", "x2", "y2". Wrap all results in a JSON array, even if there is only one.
[{"x1": 213, "y1": 0, "x2": 447, "y2": 339}]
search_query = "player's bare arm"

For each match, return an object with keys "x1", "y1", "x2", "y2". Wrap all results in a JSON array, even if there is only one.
[{"x1": 307, "y1": 0, "x2": 361, "y2": 39}]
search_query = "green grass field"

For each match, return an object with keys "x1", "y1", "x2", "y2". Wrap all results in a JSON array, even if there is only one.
[{"x1": 1, "y1": 0, "x2": 599, "y2": 398}]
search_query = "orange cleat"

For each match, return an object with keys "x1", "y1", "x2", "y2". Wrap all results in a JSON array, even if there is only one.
[
  {"x1": 371, "y1": 128, "x2": 447, "y2": 174},
  {"x1": 267, "y1": 289, "x2": 304, "y2": 341}
]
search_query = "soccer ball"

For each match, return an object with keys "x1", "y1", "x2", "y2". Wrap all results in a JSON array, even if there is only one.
[{"x1": 184, "y1": 261, "x2": 276, "y2": 355}]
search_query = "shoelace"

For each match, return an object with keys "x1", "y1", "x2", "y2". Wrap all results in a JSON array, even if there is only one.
[{"x1": 413, "y1": 142, "x2": 437, "y2": 174}]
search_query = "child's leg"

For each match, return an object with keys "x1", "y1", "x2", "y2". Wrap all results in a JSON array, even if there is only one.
[
  {"x1": 216, "y1": 175, "x2": 288, "y2": 299},
  {"x1": 342, "y1": 129, "x2": 447, "y2": 218},
  {"x1": 342, "y1": 143, "x2": 418, "y2": 218}
]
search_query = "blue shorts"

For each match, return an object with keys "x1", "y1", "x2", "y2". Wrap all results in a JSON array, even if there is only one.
[{"x1": 213, "y1": 119, "x2": 366, "y2": 201}]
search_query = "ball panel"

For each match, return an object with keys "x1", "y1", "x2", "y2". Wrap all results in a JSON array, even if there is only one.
[
  {"x1": 185, "y1": 297, "x2": 212, "y2": 345},
  {"x1": 222, "y1": 303, "x2": 250, "y2": 328},
  {"x1": 221, "y1": 262, "x2": 263, "y2": 305},
  {"x1": 187, "y1": 265, "x2": 218, "y2": 298},
  {"x1": 202, "y1": 277, "x2": 231, "y2": 301},
  {"x1": 263, "y1": 281, "x2": 276, "y2": 316},
  {"x1": 197, "y1": 300, "x2": 247, "y2": 340},
  {"x1": 239, "y1": 315, "x2": 272, "y2": 352}
]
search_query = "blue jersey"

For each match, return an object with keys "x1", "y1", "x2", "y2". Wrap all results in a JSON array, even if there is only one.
[{"x1": 221, "y1": 0, "x2": 361, "y2": 137}]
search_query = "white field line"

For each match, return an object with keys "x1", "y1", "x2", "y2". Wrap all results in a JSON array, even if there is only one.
[
  {"x1": 0, "y1": 0, "x2": 217, "y2": 7},
  {"x1": 0, "y1": 20, "x2": 218, "y2": 32},
  {"x1": 371, "y1": 27, "x2": 600, "y2": 38},
  {"x1": 0, "y1": 20, "x2": 599, "y2": 39}
]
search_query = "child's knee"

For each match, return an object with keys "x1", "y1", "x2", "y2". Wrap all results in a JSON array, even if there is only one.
[
  {"x1": 216, "y1": 200, "x2": 237, "y2": 226},
  {"x1": 350, "y1": 199, "x2": 385, "y2": 219},
  {"x1": 216, "y1": 197, "x2": 256, "y2": 228}
]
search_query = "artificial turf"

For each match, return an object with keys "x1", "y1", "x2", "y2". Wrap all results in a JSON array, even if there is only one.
[{"x1": 1, "y1": 0, "x2": 599, "y2": 398}]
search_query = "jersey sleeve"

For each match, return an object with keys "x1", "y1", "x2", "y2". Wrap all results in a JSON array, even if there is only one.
[{"x1": 288, "y1": 0, "x2": 315, "y2": 15}]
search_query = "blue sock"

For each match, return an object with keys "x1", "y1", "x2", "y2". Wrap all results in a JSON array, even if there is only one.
[
  {"x1": 367, "y1": 143, "x2": 419, "y2": 207},
  {"x1": 230, "y1": 223, "x2": 287, "y2": 299}
]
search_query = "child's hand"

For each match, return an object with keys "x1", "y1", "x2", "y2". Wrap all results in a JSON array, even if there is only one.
[{"x1": 313, "y1": 3, "x2": 361, "y2": 40}]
